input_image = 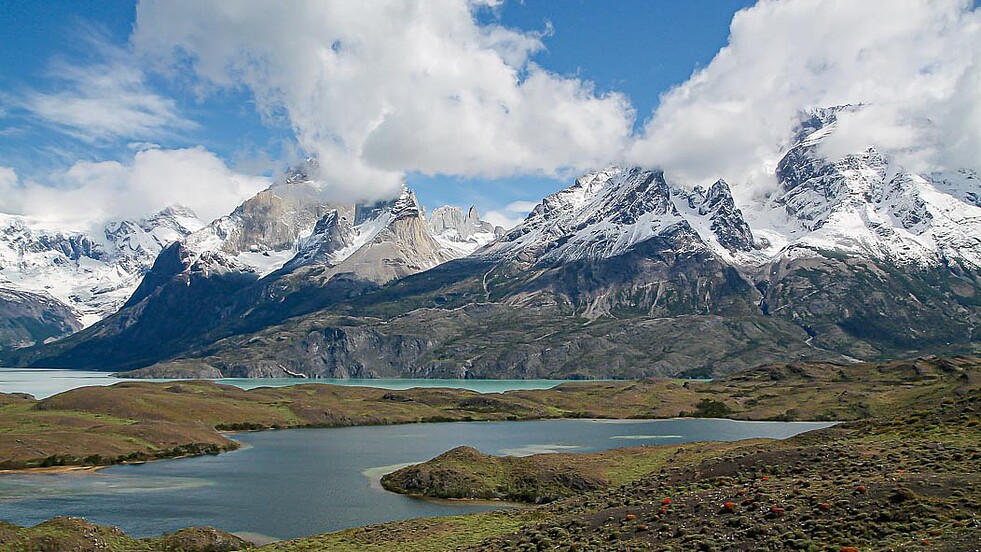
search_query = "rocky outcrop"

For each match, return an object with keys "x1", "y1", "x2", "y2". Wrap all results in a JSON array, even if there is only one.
[{"x1": 685, "y1": 179, "x2": 757, "y2": 252}]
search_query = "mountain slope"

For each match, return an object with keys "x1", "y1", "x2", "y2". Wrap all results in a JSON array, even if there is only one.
[
  {"x1": 0, "y1": 288, "x2": 81, "y2": 348},
  {"x1": 2, "y1": 174, "x2": 470, "y2": 371},
  {"x1": 0, "y1": 207, "x2": 204, "y2": 348},
  {"x1": 9, "y1": 107, "x2": 980, "y2": 377}
]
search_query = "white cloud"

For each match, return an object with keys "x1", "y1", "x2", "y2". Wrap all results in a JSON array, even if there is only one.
[
  {"x1": 0, "y1": 148, "x2": 269, "y2": 230},
  {"x1": 0, "y1": 166, "x2": 17, "y2": 190},
  {"x1": 21, "y1": 40, "x2": 195, "y2": 143},
  {"x1": 133, "y1": 0, "x2": 634, "y2": 203},
  {"x1": 483, "y1": 199, "x2": 538, "y2": 230},
  {"x1": 628, "y1": 0, "x2": 981, "y2": 200}
]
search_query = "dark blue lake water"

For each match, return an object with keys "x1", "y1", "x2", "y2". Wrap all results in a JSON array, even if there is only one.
[{"x1": 0, "y1": 418, "x2": 833, "y2": 542}]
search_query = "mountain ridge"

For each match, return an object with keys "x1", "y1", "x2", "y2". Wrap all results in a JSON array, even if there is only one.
[{"x1": 4, "y1": 106, "x2": 979, "y2": 376}]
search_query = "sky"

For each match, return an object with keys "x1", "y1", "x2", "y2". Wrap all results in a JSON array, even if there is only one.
[{"x1": 0, "y1": 0, "x2": 977, "y2": 230}]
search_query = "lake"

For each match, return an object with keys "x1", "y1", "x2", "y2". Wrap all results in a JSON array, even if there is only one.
[
  {"x1": 0, "y1": 367, "x2": 578, "y2": 398},
  {"x1": 0, "y1": 418, "x2": 834, "y2": 542}
]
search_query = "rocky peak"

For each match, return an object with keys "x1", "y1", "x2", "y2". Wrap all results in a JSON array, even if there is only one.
[
  {"x1": 429, "y1": 205, "x2": 503, "y2": 242},
  {"x1": 485, "y1": 167, "x2": 695, "y2": 265},
  {"x1": 282, "y1": 157, "x2": 319, "y2": 185},
  {"x1": 391, "y1": 186, "x2": 422, "y2": 221},
  {"x1": 283, "y1": 209, "x2": 356, "y2": 271},
  {"x1": 685, "y1": 179, "x2": 757, "y2": 253},
  {"x1": 755, "y1": 107, "x2": 981, "y2": 268}
]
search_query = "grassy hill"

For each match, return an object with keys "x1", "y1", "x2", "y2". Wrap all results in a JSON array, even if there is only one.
[{"x1": 1, "y1": 356, "x2": 977, "y2": 470}]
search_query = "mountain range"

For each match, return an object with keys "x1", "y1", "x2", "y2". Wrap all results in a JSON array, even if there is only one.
[
  {"x1": 2, "y1": 106, "x2": 978, "y2": 378},
  {"x1": 0, "y1": 206, "x2": 204, "y2": 348}
]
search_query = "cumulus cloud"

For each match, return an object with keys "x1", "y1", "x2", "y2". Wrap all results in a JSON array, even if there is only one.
[
  {"x1": 0, "y1": 148, "x2": 269, "y2": 230},
  {"x1": 628, "y1": 0, "x2": 981, "y2": 200},
  {"x1": 133, "y1": 0, "x2": 634, "y2": 203},
  {"x1": 20, "y1": 40, "x2": 196, "y2": 143},
  {"x1": 483, "y1": 199, "x2": 538, "y2": 230}
]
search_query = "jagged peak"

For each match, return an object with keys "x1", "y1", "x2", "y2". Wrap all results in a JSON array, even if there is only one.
[
  {"x1": 790, "y1": 104, "x2": 864, "y2": 146},
  {"x1": 390, "y1": 185, "x2": 422, "y2": 221}
]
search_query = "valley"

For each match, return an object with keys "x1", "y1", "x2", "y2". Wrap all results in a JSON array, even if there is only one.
[
  {"x1": 0, "y1": 2, "x2": 978, "y2": 550},
  {"x1": 0, "y1": 355, "x2": 976, "y2": 550}
]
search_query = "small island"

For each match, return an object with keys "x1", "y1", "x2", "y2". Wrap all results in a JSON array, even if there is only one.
[{"x1": 0, "y1": 356, "x2": 978, "y2": 550}]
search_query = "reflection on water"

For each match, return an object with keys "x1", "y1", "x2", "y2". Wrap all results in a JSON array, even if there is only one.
[
  {"x1": 0, "y1": 472, "x2": 209, "y2": 502},
  {"x1": 0, "y1": 418, "x2": 833, "y2": 540}
]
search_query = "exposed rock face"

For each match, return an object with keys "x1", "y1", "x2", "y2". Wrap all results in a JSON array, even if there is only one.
[
  {"x1": 283, "y1": 209, "x2": 356, "y2": 271},
  {"x1": 8, "y1": 107, "x2": 980, "y2": 378},
  {"x1": 486, "y1": 168, "x2": 684, "y2": 265},
  {"x1": 0, "y1": 288, "x2": 81, "y2": 349},
  {"x1": 766, "y1": 106, "x2": 981, "y2": 267},
  {"x1": 685, "y1": 179, "x2": 757, "y2": 252},
  {"x1": 429, "y1": 204, "x2": 504, "y2": 255}
]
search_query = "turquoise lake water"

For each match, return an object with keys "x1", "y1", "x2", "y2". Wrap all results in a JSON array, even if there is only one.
[{"x1": 0, "y1": 367, "x2": 575, "y2": 398}]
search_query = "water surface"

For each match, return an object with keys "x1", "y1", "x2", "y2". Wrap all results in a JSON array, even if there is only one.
[
  {"x1": 0, "y1": 367, "x2": 575, "y2": 398},
  {"x1": 0, "y1": 418, "x2": 833, "y2": 541}
]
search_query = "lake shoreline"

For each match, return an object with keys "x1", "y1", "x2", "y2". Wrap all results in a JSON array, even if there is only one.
[{"x1": 2, "y1": 357, "x2": 975, "y2": 472}]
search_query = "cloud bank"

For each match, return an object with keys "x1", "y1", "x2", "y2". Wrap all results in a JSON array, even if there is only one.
[
  {"x1": 6, "y1": 0, "x2": 979, "y2": 230},
  {"x1": 484, "y1": 199, "x2": 539, "y2": 230},
  {"x1": 0, "y1": 147, "x2": 269, "y2": 230},
  {"x1": 628, "y1": 0, "x2": 981, "y2": 200},
  {"x1": 133, "y1": 0, "x2": 635, "y2": 203}
]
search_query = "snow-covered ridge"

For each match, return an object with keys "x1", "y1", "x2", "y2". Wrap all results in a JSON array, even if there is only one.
[
  {"x1": 479, "y1": 105, "x2": 980, "y2": 271},
  {"x1": 481, "y1": 167, "x2": 763, "y2": 265},
  {"x1": 757, "y1": 107, "x2": 981, "y2": 267},
  {"x1": 0, "y1": 206, "x2": 204, "y2": 326}
]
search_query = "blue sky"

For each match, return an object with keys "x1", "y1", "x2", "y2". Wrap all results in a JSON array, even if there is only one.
[
  {"x1": 410, "y1": 0, "x2": 756, "y2": 216},
  {"x1": 0, "y1": 0, "x2": 753, "y2": 226},
  {"x1": 0, "y1": 0, "x2": 976, "y2": 229}
]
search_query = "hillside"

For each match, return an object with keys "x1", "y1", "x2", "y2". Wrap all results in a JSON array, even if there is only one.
[
  {"x1": 4, "y1": 358, "x2": 977, "y2": 551},
  {"x1": 1, "y1": 356, "x2": 976, "y2": 470}
]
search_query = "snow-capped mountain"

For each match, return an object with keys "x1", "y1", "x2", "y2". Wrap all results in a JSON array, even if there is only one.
[
  {"x1": 181, "y1": 164, "x2": 338, "y2": 277},
  {"x1": 428, "y1": 205, "x2": 504, "y2": 256},
  {"x1": 0, "y1": 206, "x2": 204, "y2": 328},
  {"x1": 283, "y1": 185, "x2": 458, "y2": 283},
  {"x1": 7, "y1": 106, "x2": 979, "y2": 376},
  {"x1": 482, "y1": 106, "x2": 980, "y2": 273},
  {"x1": 481, "y1": 167, "x2": 763, "y2": 266},
  {"x1": 175, "y1": 162, "x2": 463, "y2": 285},
  {"x1": 751, "y1": 106, "x2": 981, "y2": 268}
]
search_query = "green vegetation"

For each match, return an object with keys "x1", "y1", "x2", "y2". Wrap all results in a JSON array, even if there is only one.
[
  {"x1": 1, "y1": 356, "x2": 977, "y2": 470},
  {"x1": 380, "y1": 441, "x2": 757, "y2": 504},
  {"x1": 0, "y1": 517, "x2": 250, "y2": 552},
  {"x1": 1, "y1": 356, "x2": 977, "y2": 550},
  {"x1": 276, "y1": 393, "x2": 981, "y2": 551}
]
